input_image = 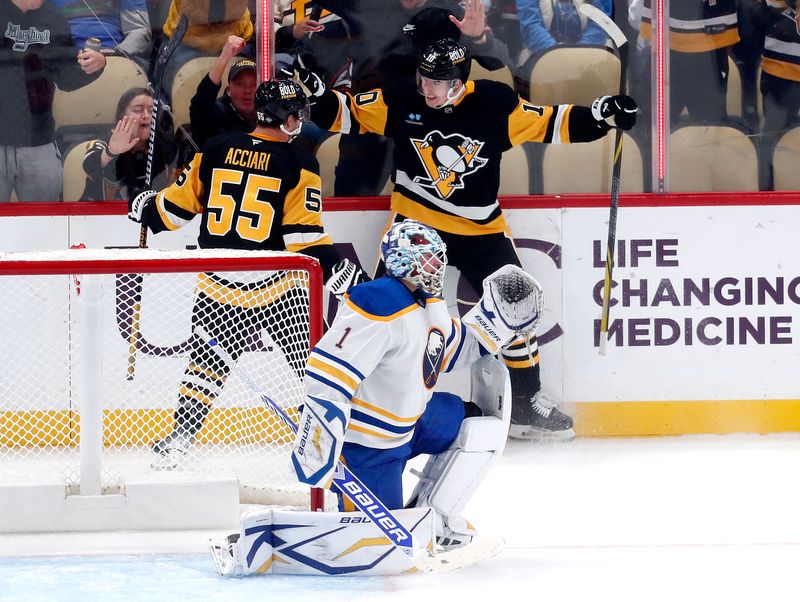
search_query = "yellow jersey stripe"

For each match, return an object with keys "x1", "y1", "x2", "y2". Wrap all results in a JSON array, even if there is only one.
[
  {"x1": 308, "y1": 356, "x2": 360, "y2": 391},
  {"x1": 391, "y1": 194, "x2": 509, "y2": 235},
  {"x1": 350, "y1": 396, "x2": 422, "y2": 424},
  {"x1": 348, "y1": 423, "x2": 397, "y2": 439},
  {"x1": 344, "y1": 297, "x2": 420, "y2": 322},
  {"x1": 196, "y1": 273, "x2": 296, "y2": 308}
]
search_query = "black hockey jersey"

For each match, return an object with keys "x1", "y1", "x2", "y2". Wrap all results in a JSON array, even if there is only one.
[
  {"x1": 640, "y1": 0, "x2": 739, "y2": 53},
  {"x1": 145, "y1": 131, "x2": 335, "y2": 261},
  {"x1": 312, "y1": 79, "x2": 609, "y2": 235},
  {"x1": 761, "y1": 0, "x2": 800, "y2": 82}
]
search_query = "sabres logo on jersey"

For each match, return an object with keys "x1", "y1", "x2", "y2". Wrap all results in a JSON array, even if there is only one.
[
  {"x1": 411, "y1": 130, "x2": 488, "y2": 200},
  {"x1": 422, "y1": 327, "x2": 446, "y2": 389}
]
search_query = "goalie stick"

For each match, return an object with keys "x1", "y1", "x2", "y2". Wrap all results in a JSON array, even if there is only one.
[
  {"x1": 126, "y1": 15, "x2": 188, "y2": 380},
  {"x1": 579, "y1": 4, "x2": 629, "y2": 356},
  {"x1": 194, "y1": 325, "x2": 504, "y2": 575}
]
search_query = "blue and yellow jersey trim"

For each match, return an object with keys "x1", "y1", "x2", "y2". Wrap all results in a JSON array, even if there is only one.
[{"x1": 305, "y1": 348, "x2": 365, "y2": 403}]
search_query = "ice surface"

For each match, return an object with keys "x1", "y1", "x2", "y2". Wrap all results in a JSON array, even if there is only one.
[{"x1": 2, "y1": 434, "x2": 799, "y2": 602}]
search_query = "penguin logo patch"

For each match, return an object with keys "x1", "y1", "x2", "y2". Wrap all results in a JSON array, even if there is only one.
[
  {"x1": 422, "y1": 328, "x2": 446, "y2": 389},
  {"x1": 411, "y1": 130, "x2": 488, "y2": 200}
]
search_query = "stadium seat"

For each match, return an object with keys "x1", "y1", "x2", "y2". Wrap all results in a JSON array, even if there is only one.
[
  {"x1": 53, "y1": 57, "x2": 148, "y2": 150},
  {"x1": 170, "y1": 57, "x2": 218, "y2": 133},
  {"x1": 470, "y1": 59, "x2": 514, "y2": 88},
  {"x1": 772, "y1": 126, "x2": 800, "y2": 190},
  {"x1": 61, "y1": 141, "x2": 90, "y2": 202},
  {"x1": 669, "y1": 125, "x2": 758, "y2": 191},
  {"x1": 315, "y1": 133, "x2": 391, "y2": 196},
  {"x1": 53, "y1": 57, "x2": 148, "y2": 128},
  {"x1": 499, "y1": 145, "x2": 530, "y2": 194},
  {"x1": 526, "y1": 46, "x2": 620, "y2": 107},
  {"x1": 541, "y1": 132, "x2": 643, "y2": 194}
]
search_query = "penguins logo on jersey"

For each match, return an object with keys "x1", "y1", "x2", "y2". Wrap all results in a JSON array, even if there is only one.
[
  {"x1": 411, "y1": 131, "x2": 488, "y2": 200},
  {"x1": 422, "y1": 328, "x2": 446, "y2": 389}
]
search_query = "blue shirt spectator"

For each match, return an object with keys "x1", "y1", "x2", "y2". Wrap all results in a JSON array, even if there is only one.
[
  {"x1": 51, "y1": 0, "x2": 152, "y2": 66},
  {"x1": 518, "y1": 0, "x2": 612, "y2": 56}
]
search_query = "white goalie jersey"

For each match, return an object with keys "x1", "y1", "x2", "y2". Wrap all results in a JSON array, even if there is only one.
[{"x1": 305, "y1": 276, "x2": 487, "y2": 450}]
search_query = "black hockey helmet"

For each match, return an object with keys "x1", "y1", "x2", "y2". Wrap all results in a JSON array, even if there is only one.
[
  {"x1": 417, "y1": 38, "x2": 471, "y2": 83},
  {"x1": 254, "y1": 79, "x2": 310, "y2": 126}
]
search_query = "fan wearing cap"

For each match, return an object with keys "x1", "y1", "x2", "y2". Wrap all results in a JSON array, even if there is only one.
[{"x1": 189, "y1": 35, "x2": 259, "y2": 149}]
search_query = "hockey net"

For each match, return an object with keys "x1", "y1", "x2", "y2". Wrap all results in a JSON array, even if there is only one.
[{"x1": 0, "y1": 248, "x2": 324, "y2": 511}]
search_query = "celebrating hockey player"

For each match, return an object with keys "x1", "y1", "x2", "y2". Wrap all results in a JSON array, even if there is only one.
[
  {"x1": 128, "y1": 78, "x2": 346, "y2": 469},
  {"x1": 285, "y1": 38, "x2": 638, "y2": 440},
  {"x1": 292, "y1": 219, "x2": 544, "y2": 550}
]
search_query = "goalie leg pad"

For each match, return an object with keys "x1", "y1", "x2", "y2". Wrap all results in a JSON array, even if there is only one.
[
  {"x1": 410, "y1": 414, "x2": 507, "y2": 519},
  {"x1": 208, "y1": 507, "x2": 436, "y2": 576},
  {"x1": 409, "y1": 356, "x2": 511, "y2": 548}
]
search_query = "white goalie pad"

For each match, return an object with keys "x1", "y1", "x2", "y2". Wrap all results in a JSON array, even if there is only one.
[
  {"x1": 462, "y1": 264, "x2": 544, "y2": 354},
  {"x1": 409, "y1": 356, "x2": 511, "y2": 521},
  {"x1": 209, "y1": 506, "x2": 435, "y2": 577}
]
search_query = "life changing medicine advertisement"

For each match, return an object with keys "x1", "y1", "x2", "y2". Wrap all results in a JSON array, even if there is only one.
[{"x1": 1, "y1": 202, "x2": 798, "y2": 410}]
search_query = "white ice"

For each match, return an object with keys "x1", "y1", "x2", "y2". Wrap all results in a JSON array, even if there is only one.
[{"x1": 2, "y1": 434, "x2": 799, "y2": 602}]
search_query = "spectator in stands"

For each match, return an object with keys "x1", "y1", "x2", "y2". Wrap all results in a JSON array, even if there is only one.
[
  {"x1": 189, "y1": 39, "x2": 257, "y2": 150},
  {"x1": 159, "y1": 0, "x2": 255, "y2": 96},
  {"x1": 517, "y1": 0, "x2": 612, "y2": 57},
  {"x1": 0, "y1": 0, "x2": 106, "y2": 202},
  {"x1": 273, "y1": 0, "x2": 356, "y2": 91},
  {"x1": 78, "y1": 87, "x2": 178, "y2": 201},
  {"x1": 51, "y1": 0, "x2": 152, "y2": 69},
  {"x1": 747, "y1": 0, "x2": 800, "y2": 188},
  {"x1": 639, "y1": 0, "x2": 739, "y2": 124},
  {"x1": 486, "y1": 0, "x2": 525, "y2": 66}
]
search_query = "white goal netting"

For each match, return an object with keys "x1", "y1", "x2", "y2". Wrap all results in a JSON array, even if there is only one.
[{"x1": 0, "y1": 248, "x2": 323, "y2": 509}]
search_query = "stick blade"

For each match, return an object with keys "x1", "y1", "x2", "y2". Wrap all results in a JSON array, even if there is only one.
[{"x1": 579, "y1": 4, "x2": 627, "y2": 49}]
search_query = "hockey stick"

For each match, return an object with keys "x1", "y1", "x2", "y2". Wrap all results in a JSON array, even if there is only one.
[
  {"x1": 126, "y1": 15, "x2": 189, "y2": 380},
  {"x1": 194, "y1": 325, "x2": 503, "y2": 574},
  {"x1": 579, "y1": 4, "x2": 629, "y2": 356}
]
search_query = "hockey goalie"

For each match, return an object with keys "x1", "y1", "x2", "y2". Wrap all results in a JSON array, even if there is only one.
[{"x1": 209, "y1": 219, "x2": 545, "y2": 576}]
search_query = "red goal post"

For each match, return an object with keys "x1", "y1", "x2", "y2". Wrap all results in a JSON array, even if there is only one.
[{"x1": 0, "y1": 248, "x2": 325, "y2": 532}]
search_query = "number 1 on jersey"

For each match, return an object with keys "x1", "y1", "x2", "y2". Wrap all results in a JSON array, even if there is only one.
[{"x1": 335, "y1": 327, "x2": 352, "y2": 349}]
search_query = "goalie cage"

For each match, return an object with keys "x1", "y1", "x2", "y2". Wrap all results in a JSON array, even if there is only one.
[{"x1": 0, "y1": 248, "x2": 327, "y2": 533}]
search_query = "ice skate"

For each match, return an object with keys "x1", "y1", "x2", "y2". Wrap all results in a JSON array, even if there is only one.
[{"x1": 509, "y1": 391, "x2": 575, "y2": 441}]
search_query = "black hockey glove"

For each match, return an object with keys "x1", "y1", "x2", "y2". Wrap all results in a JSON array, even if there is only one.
[
  {"x1": 591, "y1": 95, "x2": 638, "y2": 130},
  {"x1": 325, "y1": 259, "x2": 370, "y2": 300},
  {"x1": 279, "y1": 56, "x2": 326, "y2": 104},
  {"x1": 128, "y1": 189, "x2": 157, "y2": 223}
]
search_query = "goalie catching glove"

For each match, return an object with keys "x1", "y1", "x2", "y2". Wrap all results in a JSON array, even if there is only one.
[
  {"x1": 591, "y1": 95, "x2": 638, "y2": 130},
  {"x1": 325, "y1": 259, "x2": 370, "y2": 300},
  {"x1": 291, "y1": 396, "x2": 350, "y2": 488},
  {"x1": 463, "y1": 264, "x2": 544, "y2": 354}
]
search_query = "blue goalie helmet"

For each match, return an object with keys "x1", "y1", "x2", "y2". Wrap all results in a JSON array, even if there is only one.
[{"x1": 381, "y1": 220, "x2": 448, "y2": 296}]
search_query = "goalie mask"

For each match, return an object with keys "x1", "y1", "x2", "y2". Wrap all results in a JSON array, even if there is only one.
[
  {"x1": 416, "y1": 39, "x2": 471, "y2": 108},
  {"x1": 254, "y1": 79, "x2": 310, "y2": 139},
  {"x1": 381, "y1": 220, "x2": 448, "y2": 296}
]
